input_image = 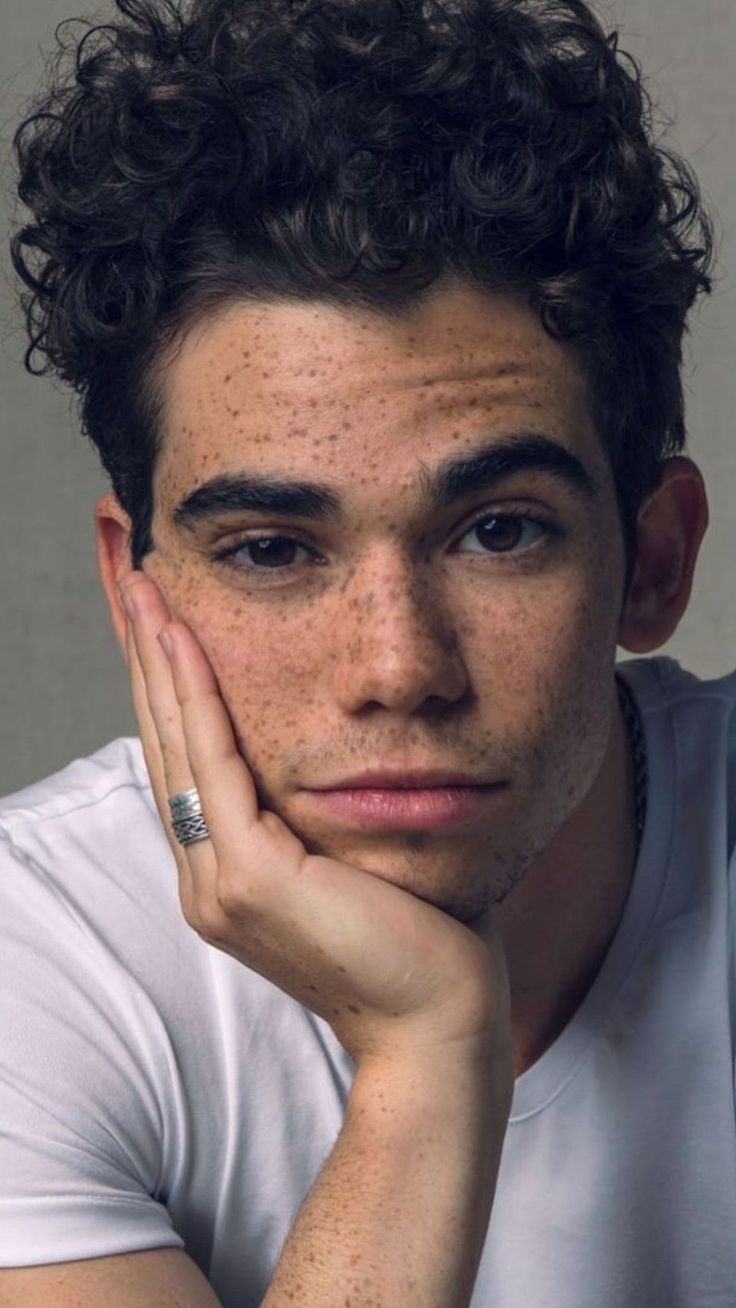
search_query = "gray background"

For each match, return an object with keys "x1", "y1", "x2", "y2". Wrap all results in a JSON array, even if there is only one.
[{"x1": 1, "y1": 0, "x2": 734, "y2": 797}]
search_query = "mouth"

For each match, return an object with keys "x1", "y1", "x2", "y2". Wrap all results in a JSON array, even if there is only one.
[{"x1": 302, "y1": 782, "x2": 507, "y2": 830}]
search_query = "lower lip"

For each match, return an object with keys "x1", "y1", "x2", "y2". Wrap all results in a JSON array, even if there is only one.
[{"x1": 305, "y1": 785, "x2": 504, "y2": 829}]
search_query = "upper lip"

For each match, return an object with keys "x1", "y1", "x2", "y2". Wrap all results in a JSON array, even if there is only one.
[{"x1": 310, "y1": 769, "x2": 498, "y2": 791}]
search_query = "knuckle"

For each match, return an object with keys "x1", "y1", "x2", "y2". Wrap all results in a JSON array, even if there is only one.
[
  {"x1": 195, "y1": 915, "x2": 228, "y2": 948},
  {"x1": 181, "y1": 894, "x2": 222, "y2": 942},
  {"x1": 260, "y1": 810, "x2": 285, "y2": 838},
  {"x1": 174, "y1": 850, "x2": 190, "y2": 880},
  {"x1": 179, "y1": 898, "x2": 203, "y2": 934},
  {"x1": 178, "y1": 886, "x2": 196, "y2": 924},
  {"x1": 160, "y1": 740, "x2": 181, "y2": 774},
  {"x1": 183, "y1": 879, "x2": 254, "y2": 938},
  {"x1": 216, "y1": 868, "x2": 254, "y2": 918},
  {"x1": 181, "y1": 687, "x2": 219, "y2": 714}
]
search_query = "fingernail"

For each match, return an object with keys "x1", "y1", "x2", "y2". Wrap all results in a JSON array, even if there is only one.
[{"x1": 158, "y1": 629, "x2": 174, "y2": 660}]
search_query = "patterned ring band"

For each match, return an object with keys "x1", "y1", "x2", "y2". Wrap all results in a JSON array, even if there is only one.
[{"x1": 168, "y1": 787, "x2": 211, "y2": 847}]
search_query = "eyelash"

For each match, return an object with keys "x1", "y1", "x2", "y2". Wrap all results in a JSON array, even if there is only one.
[{"x1": 210, "y1": 509, "x2": 563, "y2": 578}]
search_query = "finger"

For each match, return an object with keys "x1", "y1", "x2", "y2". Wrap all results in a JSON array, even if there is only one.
[
  {"x1": 123, "y1": 603, "x2": 197, "y2": 911},
  {"x1": 122, "y1": 572, "x2": 195, "y2": 797},
  {"x1": 156, "y1": 620, "x2": 267, "y2": 869}
]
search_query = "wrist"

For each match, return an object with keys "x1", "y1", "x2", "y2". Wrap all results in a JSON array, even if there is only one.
[{"x1": 350, "y1": 1033, "x2": 514, "y2": 1127}]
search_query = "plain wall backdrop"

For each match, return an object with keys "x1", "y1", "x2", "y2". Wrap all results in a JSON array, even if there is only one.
[{"x1": 1, "y1": 0, "x2": 734, "y2": 797}]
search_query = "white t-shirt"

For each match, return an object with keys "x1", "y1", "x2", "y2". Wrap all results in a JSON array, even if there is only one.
[{"x1": 1, "y1": 654, "x2": 735, "y2": 1306}]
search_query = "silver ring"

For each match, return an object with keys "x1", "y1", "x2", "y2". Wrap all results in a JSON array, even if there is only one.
[
  {"x1": 168, "y1": 787, "x2": 211, "y2": 846},
  {"x1": 169, "y1": 787, "x2": 202, "y2": 818}
]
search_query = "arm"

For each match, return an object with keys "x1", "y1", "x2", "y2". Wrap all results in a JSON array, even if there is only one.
[
  {"x1": 263, "y1": 1040, "x2": 512, "y2": 1308},
  {"x1": 0, "y1": 572, "x2": 514, "y2": 1305},
  {"x1": 0, "y1": 1041, "x2": 511, "y2": 1308},
  {"x1": 126, "y1": 570, "x2": 514, "y2": 1308},
  {"x1": 0, "y1": 1250, "x2": 220, "y2": 1306}
]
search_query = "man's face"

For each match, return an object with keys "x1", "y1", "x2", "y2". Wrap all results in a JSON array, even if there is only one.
[{"x1": 144, "y1": 281, "x2": 627, "y2": 922}]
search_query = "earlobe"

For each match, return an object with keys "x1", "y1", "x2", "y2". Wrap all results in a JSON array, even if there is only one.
[
  {"x1": 617, "y1": 457, "x2": 709, "y2": 655},
  {"x1": 94, "y1": 493, "x2": 134, "y2": 658}
]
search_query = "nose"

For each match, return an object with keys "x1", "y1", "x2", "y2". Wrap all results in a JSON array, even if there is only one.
[{"x1": 331, "y1": 545, "x2": 470, "y2": 716}]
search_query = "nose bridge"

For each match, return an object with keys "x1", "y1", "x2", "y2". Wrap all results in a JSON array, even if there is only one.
[
  {"x1": 333, "y1": 540, "x2": 467, "y2": 711},
  {"x1": 342, "y1": 537, "x2": 440, "y2": 631}
]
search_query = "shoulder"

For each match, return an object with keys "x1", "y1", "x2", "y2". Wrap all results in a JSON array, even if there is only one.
[
  {"x1": 617, "y1": 655, "x2": 736, "y2": 862},
  {"x1": 617, "y1": 653, "x2": 736, "y2": 711},
  {"x1": 0, "y1": 736, "x2": 166, "y2": 894},
  {"x1": 0, "y1": 736, "x2": 152, "y2": 838},
  {"x1": 0, "y1": 737, "x2": 186, "y2": 1002},
  {"x1": 617, "y1": 655, "x2": 736, "y2": 748}
]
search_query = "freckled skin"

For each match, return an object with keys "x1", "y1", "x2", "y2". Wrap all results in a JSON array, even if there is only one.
[{"x1": 142, "y1": 279, "x2": 641, "y2": 1067}]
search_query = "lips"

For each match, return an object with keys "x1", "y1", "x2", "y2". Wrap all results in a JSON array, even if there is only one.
[{"x1": 304, "y1": 781, "x2": 505, "y2": 830}]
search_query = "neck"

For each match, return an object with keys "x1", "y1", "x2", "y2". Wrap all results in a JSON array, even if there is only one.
[{"x1": 495, "y1": 683, "x2": 639, "y2": 1079}]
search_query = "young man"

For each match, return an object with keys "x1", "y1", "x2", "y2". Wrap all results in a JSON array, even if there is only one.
[{"x1": 2, "y1": 0, "x2": 733, "y2": 1304}]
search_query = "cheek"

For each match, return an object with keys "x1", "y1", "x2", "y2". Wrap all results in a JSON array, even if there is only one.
[
  {"x1": 194, "y1": 602, "x2": 329, "y2": 771},
  {"x1": 470, "y1": 563, "x2": 616, "y2": 683},
  {"x1": 149, "y1": 558, "x2": 329, "y2": 769},
  {"x1": 468, "y1": 570, "x2": 618, "y2": 770}
]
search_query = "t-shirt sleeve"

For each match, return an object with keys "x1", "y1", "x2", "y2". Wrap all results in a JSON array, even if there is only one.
[{"x1": 0, "y1": 829, "x2": 184, "y2": 1266}]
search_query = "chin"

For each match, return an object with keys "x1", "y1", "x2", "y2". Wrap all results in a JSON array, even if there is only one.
[{"x1": 299, "y1": 822, "x2": 531, "y2": 922}]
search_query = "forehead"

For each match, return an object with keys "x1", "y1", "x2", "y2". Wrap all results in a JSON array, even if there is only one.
[{"x1": 154, "y1": 281, "x2": 605, "y2": 505}]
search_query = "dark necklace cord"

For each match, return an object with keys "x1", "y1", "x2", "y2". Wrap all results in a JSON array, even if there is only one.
[{"x1": 615, "y1": 673, "x2": 648, "y2": 852}]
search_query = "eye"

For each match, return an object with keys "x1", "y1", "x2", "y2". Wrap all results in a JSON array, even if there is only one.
[
  {"x1": 456, "y1": 512, "x2": 551, "y2": 555},
  {"x1": 212, "y1": 510, "x2": 559, "y2": 578},
  {"x1": 214, "y1": 535, "x2": 312, "y2": 572}
]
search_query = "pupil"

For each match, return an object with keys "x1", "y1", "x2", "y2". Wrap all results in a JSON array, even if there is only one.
[
  {"x1": 477, "y1": 517, "x2": 520, "y2": 552},
  {"x1": 250, "y1": 538, "x2": 295, "y2": 567}
]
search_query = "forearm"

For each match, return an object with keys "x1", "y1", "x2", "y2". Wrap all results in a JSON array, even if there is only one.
[{"x1": 261, "y1": 1041, "x2": 513, "y2": 1308}]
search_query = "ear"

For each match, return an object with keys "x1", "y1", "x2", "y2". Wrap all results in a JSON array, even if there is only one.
[
  {"x1": 94, "y1": 492, "x2": 135, "y2": 660},
  {"x1": 618, "y1": 456, "x2": 709, "y2": 654}
]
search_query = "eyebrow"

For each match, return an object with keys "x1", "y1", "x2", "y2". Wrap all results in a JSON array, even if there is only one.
[{"x1": 171, "y1": 431, "x2": 599, "y2": 531}]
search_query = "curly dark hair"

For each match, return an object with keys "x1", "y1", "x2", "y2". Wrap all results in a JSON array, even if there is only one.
[{"x1": 10, "y1": 0, "x2": 714, "y2": 590}]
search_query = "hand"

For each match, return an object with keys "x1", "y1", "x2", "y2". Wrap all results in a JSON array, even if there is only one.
[{"x1": 120, "y1": 570, "x2": 513, "y2": 1068}]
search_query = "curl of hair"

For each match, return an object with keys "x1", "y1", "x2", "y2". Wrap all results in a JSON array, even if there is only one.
[{"x1": 11, "y1": 0, "x2": 714, "y2": 580}]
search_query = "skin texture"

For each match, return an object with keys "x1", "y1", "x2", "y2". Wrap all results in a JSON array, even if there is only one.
[{"x1": 96, "y1": 280, "x2": 709, "y2": 1076}]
